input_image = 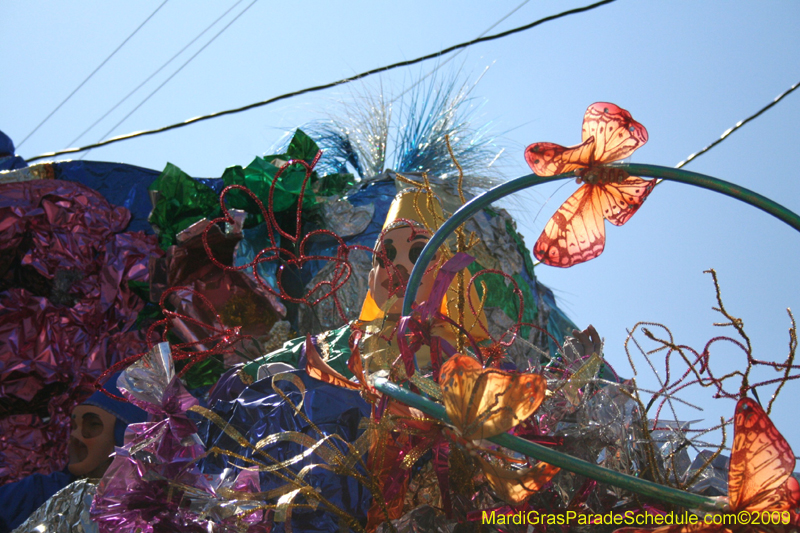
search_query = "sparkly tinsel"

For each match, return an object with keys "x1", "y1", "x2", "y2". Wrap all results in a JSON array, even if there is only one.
[{"x1": 295, "y1": 71, "x2": 505, "y2": 193}]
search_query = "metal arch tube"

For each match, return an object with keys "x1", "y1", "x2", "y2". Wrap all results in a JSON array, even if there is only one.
[
  {"x1": 402, "y1": 163, "x2": 800, "y2": 317},
  {"x1": 373, "y1": 377, "x2": 727, "y2": 512},
  {"x1": 388, "y1": 163, "x2": 800, "y2": 510}
]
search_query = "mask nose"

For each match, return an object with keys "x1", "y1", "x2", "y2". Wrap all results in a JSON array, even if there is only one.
[
  {"x1": 395, "y1": 264, "x2": 409, "y2": 283},
  {"x1": 70, "y1": 416, "x2": 81, "y2": 439}
]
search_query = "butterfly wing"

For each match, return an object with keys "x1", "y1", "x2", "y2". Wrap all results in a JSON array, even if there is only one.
[
  {"x1": 534, "y1": 184, "x2": 605, "y2": 267},
  {"x1": 583, "y1": 102, "x2": 648, "y2": 163},
  {"x1": 534, "y1": 176, "x2": 656, "y2": 267},
  {"x1": 440, "y1": 354, "x2": 482, "y2": 434},
  {"x1": 440, "y1": 354, "x2": 546, "y2": 441},
  {"x1": 601, "y1": 177, "x2": 657, "y2": 227},
  {"x1": 478, "y1": 456, "x2": 560, "y2": 504},
  {"x1": 774, "y1": 475, "x2": 800, "y2": 512},
  {"x1": 728, "y1": 397, "x2": 797, "y2": 512},
  {"x1": 524, "y1": 139, "x2": 595, "y2": 177},
  {"x1": 466, "y1": 368, "x2": 546, "y2": 440}
]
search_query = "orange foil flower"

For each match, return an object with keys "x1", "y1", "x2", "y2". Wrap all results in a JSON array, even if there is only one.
[{"x1": 440, "y1": 353, "x2": 559, "y2": 503}]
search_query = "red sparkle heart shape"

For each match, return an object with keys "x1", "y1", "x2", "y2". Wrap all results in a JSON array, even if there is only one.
[
  {"x1": 252, "y1": 229, "x2": 353, "y2": 307},
  {"x1": 267, "y1": 155, "x2": 320, "y2": 245},
  {"x1": 201, "y1": 152, "x2": 365, "y2": 309}
]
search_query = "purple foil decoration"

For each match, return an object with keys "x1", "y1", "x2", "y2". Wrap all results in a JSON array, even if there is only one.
[
  {"x1": 0, "y1": 179, "x2": 159, "y2": 484},
  {"x1": 91, "y1": 343, "x2": 213, "y2": 533}
]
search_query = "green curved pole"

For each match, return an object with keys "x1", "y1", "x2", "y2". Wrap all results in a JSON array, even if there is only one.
[
  {"x1": 390, "y1": 163, "x2": 800, "y2": 511},
  {"x1": 373, "y1": 377, "x2": 726, "y2": 512},
  {"x1": 403, "y1": 163, "x2": 800, "y2": 316}
]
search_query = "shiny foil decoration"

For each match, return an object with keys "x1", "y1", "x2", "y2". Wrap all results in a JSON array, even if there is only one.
[
  {"x1": 320, "y1": 195, "x2": 375, "y2": 238},
  {"x1": 12, "y1": 479, "x2": 99, "y2": 533},
  {"x1": 297, "y1": 248, "x2": 372, "y2": 334},
  {"x1": 91, "y1": 343, "x2": 217, "y2": 533},
  {"x1": 375, "y1": 505, "x2": 456, "y2": 533},
  {"x1": 0, "y1": 179, "x2": 159, "y2": 484}
]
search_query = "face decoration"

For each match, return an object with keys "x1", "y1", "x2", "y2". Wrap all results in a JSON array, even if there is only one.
[
  {"x1": 67, "y1": 404, "x2": 118, "y2": 478},
  {"x1": 368, "y1": 224, "x2": 438, "y2": 316}
]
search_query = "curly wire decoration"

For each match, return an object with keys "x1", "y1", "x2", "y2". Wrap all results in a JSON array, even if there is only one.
[
  {"x1": 94, "y1": 285, "x2": 254, "y2": 401},
  {"x1": 155, "y1": 287, "x2": 255, "y2": 377},
  {"x1": 626, "y1": 291, "x2": 800, "y2": 436},
  {"x1": 269, "y1": 153, "x2": 321, "y2": 243},
  {"x1": 198, "y1": 158, "x2": 464, "y2": 327},
  {"x1": 626, "y1": 323, "x2": 707, "y2": 434},
  {"x1": 465, "y1": 268, "x2": 524, "y2": 346},
  {"x1": 193, "y1": 152, "x2": 489, "y2": 337},
  {"x1": 198, "y1": 153, "x2": 362, "y2": 323}
]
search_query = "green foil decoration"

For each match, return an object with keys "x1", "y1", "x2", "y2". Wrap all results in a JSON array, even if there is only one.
[
  {"x1": 148, "y1": 163, "x2": 220, "y2": 249},
  {"x1": 221, "y1": 129, "x2": 323, "y2": 215},
  {"x1": 241, "y1": 324, "x2": 354, "y2": 380},
  {"x1": 178, "y1": 354, "x2": 225, "y2": 390}
]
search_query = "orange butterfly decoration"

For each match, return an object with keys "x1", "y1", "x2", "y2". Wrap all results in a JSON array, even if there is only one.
[
  {"x1": 525, "y1": 102, "x2": 655, "y2": 267},
  {"x1": 615, "y1": 397, "x2": 800, "y2": 533},
  {"x1": 440, "y1": 353, "x2": 559, "y2": 503}
]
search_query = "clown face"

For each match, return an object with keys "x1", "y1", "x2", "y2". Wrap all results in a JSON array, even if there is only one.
[
  {"x1": 368, "y1": 225, "x2": 439, "y2": 316},
  {"x1": 67, "y1": 405, "x2": 117, "y2": 478}
]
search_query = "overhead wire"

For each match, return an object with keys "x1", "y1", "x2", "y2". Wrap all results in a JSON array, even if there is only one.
[
  {"x1": 389, "y1": 0, "x2": 532, "y2": 104},
  {"x1": 65, "y1": 0, "x2": 246, "y2": 150},
  {"x1": 676, "y1": 79, "x2": 800, "y2": 168},
  {"x1": 79, "y1": 0, "x2": 259, "y2": 160},
  {"x1": 26, "y1": 0, "x2": 616, "y2": 163},
  {"x1": 16, "y1": 0, "x2": 169, "y2": 149}
]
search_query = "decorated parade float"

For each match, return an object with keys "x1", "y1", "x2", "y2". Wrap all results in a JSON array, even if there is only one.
[{"x1": 2, "y1": 87, "x2": 799, "y2": 532}]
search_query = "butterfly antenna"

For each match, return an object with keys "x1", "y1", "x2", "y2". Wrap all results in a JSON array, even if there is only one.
[{"x1": 750, "y1": 387, "x2": 763, "y2": 407}]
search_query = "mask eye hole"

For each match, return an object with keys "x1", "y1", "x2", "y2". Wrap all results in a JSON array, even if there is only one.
[
  {"x1": 384, "y1": 242, "x2": 397, "y2": 263},
  {"x1": 81, "y1": 413, "x2": 105, "y2": 439},
  {"x1": 374, "y1": 240, "x2": 397, "y2": 269},
  {"x1": 409, "y1": 241, "x2": 427, "y2": 264}
]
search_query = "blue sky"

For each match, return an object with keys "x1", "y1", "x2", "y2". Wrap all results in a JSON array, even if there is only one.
[{"x1": 3, "y1": 1, "x2": 800, "y2": 455}]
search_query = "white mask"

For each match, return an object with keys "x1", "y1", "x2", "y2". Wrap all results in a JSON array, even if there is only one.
[
  {"x1": 67, "y1": 405, "x2": 117, "y2": 478},
  {"x1": 368, "y1": 226, "x2": 438, "y2": 316}
]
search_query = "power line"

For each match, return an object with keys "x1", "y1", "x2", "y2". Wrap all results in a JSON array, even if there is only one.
[
  {"x1": 17, "y1": 0, "x2": 169, "y2": 149},
  {"x1": 79, "y1": 0, "x2": 258, "y2": 160},
  {"x1": 677, "y1": 79, "x2": 800, "y2": 168},
  {"x1": 65, "y1": 0, "x2": 246, "y2": 150},
  {"x1": 26, "y1": 0, "x2": 616, "y2": 163},
  {"x1": 390, "y1": 0, "x2": 532, "y2": 104}
]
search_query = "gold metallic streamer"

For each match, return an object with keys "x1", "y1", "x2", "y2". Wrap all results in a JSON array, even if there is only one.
[
  {"x1": 558, "y1": 352, "x2": 603, "y2": 406},
  {"x1": 190, "y1": 405, "x2": 374, "y2": 531},
  {"x1": 400, "y1": 440, "x2": 435, "y2": 470},
  {"x1": 409, "y1": 374, "x2": 442, "y2": 400}
]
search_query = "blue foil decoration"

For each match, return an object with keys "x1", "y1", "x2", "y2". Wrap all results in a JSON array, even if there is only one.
[
  {"x1": 197, "y1": 370, "x2": 371, "y2": 532},
  {"x1": 53, "y1": 161, "x2": 160, "y2": 234}
]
